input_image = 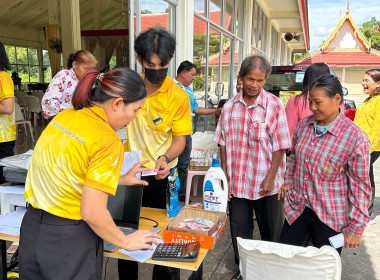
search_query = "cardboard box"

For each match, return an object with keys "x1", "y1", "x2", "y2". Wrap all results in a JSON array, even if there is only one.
[
  {"x1": 189, "y1": 161, "x2": 210, "y2": 171},
  {"x1": 163, "y1": 208, "x2": 227, "y2": 249}
]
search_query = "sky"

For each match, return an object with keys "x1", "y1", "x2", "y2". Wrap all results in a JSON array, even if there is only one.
[{"x1": 308, "y1": 0, "x2": 380, "y2": 51}]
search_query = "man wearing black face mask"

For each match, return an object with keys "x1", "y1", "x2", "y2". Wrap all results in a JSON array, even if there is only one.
[{"x1": 119, "y1": 28, "x2": 192, "y2": 280}]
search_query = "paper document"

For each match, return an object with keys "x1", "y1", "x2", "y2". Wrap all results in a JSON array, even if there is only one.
[
  {"x1": 328, "y1": 233, "x2": 345, "y2": 248},
  {"x1": 120, "y1": 151, "x2": 142, "y2": 177},
  {"x1": 0, "y1": 207, "x2": 26, "y2": 228},
  {"x1": 119, "y1": 238, "x2": 163, "y2": 263},
  {"x1": 0, "y1": 185, "x2": 25, "y2": 195},
  {"x1": 0, "y1": 150, "x2": 33, "y2": 170}
]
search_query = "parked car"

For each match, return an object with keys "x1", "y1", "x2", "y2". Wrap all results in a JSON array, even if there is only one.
[{"x1": 215, "y1": 65, "x2": 357, "y2": 126}]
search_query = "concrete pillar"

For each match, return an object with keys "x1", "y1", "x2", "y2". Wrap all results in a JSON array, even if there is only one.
[
  {"x1": 342, "y1": 67, "x2": 346, "y2": 86},
  {"x1": 60, "y1": 0, "x2": 81, "y2": 64}
]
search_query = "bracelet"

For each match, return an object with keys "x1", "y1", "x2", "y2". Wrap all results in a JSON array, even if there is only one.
[{"x1": 157, "y1": 155, "x2": 169, "y2": 164}]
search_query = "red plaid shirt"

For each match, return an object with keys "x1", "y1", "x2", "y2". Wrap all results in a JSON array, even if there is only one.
[
  {"x1": 284, "y1": 113, "x2": 371, "y2": 236},
  {"x1": 214, "y1": 90, "x2": 291, "y2": 200}
]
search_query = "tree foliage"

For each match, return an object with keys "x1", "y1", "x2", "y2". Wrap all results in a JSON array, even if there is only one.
[{"x1": 360, "y1": 17, "x2": 380, "y2": 51}]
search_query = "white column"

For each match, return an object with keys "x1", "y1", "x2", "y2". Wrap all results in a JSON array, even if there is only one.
[
  {"x1": 342, "y1": 67, "x2": 346, "y2": 86},
  {"x1": 241, "y1": 0, "x2": 253, "y2": 57},
  {"x1": 60, "y1": 0, "x2": 81, "y2": 64},
  {"x1": 176, "y1": 0, "x2": 194, "y2": 67}
]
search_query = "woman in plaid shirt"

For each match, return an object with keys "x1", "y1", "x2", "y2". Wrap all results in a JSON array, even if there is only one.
[{"x1": 279, "y1": 75, "x2": 371, "y2": 253}]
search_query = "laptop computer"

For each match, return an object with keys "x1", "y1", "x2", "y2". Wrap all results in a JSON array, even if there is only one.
[{"x1": 104, "y1": 184, "x2": 144, "y2": 252}]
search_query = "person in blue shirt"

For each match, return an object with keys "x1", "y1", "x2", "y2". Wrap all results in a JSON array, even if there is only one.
[{"x1": 174, "y1": 60, "x2": 220, "y2": 202}]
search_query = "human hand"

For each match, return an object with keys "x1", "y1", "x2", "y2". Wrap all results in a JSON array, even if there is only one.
[
  {"x1": 278, "y1": 184, "x2": 290, "y2": 200},
  {"x1": 118, "y1": 160, "x2": 150, "y2": 186},
  {"x1": 124, "y1": 230, "x2": 162, "y2": 251},
  {"x1": 259, "y1": 176, "x2": 275, "y2": 195},
  {"x1": 154, "y1": 157, "x2": 170, "y2": 179},
  {"x1": 215, "y1": 108, "x2": 221, "y2": 114},
  {"x1": 341, "y1": 228, "x2": 362, "y2": 249}
]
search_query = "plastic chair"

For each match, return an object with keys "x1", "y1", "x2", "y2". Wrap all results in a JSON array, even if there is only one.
[
  {"x1": 24, "y1": 95, "x2": 42, "y2": 127},
  {"x1": 14, "y1": 90, "x2": 27, "y2": 119},
  {"x1": 185, "y1": 168, "x2": 207, "y2": 205},
  {"x1": 14, "y1": 103, "x2": 34, "y2": 143},
  {"x1": 31, "y1": 91, "x2": 45, "y2": 104},
  {"x1": 237, "y1": 238, "x2": 341, "y2": 280}
]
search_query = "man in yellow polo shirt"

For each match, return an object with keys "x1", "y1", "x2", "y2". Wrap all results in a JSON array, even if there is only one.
[
  {"x1": 121, "y1": 28, "x2": 192, "y2": 280},
  {"x1": 0, "y1": 42, "x2": 16, "y2": 183}
]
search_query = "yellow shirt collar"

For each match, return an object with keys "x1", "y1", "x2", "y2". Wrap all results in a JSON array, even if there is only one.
[{"x1": 88, "y1": 105, "x2": 108, "y2": 123}]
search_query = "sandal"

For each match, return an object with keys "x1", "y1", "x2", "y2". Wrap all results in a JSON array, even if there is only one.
[
  {"x1": 231, "y1": 271, "x2": 242, "y2": 280},
  {"x1": 7, "y1": 241, "x2": 18, "y2": 254}
]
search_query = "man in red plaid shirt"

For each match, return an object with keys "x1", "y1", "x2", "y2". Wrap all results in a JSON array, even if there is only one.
[{"x1": 214, "y1": 55, "x2": 291, "y2": 277}]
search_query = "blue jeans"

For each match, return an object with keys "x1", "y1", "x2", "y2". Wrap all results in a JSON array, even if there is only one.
[{"x1": 177, "y1": 135, "x2": 192, "y2": 198}]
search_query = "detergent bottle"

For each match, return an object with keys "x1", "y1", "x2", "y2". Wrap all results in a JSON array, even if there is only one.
[{"x1": 203, "y1": 158, "x2": 228, "y2": 212}]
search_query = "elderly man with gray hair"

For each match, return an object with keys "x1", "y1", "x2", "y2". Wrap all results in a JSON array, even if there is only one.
[{"x1": 214, "y1": 55, "x2": 291, "y2": 280}]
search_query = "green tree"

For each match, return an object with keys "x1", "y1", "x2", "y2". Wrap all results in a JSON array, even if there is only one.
[
  {"x1": 360, "y1": 17, "x2": 380, "y2": 51},
  {"x1": 141, "y1": 9, "x2": 152, "y2": 14}
]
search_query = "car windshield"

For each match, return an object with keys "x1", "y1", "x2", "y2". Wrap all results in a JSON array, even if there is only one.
[{"x1": 264, "y1": 72, "x2": 305, "y2": 91}]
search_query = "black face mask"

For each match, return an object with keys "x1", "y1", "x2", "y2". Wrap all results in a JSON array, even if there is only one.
[{"x1": 144, "y1": 67, "x2": 168, "y2": 84}]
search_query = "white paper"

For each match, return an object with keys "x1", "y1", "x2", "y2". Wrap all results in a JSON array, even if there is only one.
[
  {"x1": 0, "y1": 150, "x2": 33, "y2": 170},
  {"x1": 0, "y1": 185, "x2": 25, "y2": 194},
  {"x1": 119, "y1": 238, "x2": 163, "y2": 263},
  {"x1": 120, "y1": 151, "x2": 142, "y2": 176},
  {"x1": 142, "y1": 169, "x2": 157, "y2": 176},
  {"x1": 328, "y1": 233, "x2": 345, "y2": 249},
  {"x1": 0, "y1": 225, "x2": 20, "y2": 236},
  {"x1": 0, "y1": 207, "x2": 26, "y2": 228}
]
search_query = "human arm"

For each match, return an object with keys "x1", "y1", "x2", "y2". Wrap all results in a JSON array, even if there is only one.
[
  {"x1": 343, "y1": 135, "x2": 371, "y2": 239},
  {"x1": 219, "y1": 145, "x2": 231, "y2": 200},
  {"x1": 118, "y1": 160, "x2": 151, "y2": 186},
  {"x1": 193, "y1": 107, "x2": 220, "y2": 115},
  {"x1": 260, "y1": 149, "x2": 286, "y2": 194},
  {"x1": 0, "y1": 97, "x2": 14, "y2": 115},
  {"x1": 154, "y1": 135, "x2": 186, "y2": 179},
  {"x1": 285, "y1": 96, "x2": 300, "y2": 141},
  {"x1": 81, "y1": 186, "x2": 161, "y2": 251},
  {"x1": 368, "y1": 98, "x2": 380, "y2": 153}
]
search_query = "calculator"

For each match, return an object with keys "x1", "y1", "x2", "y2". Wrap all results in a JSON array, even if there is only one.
[{"x1": 152, "y1": 242, "x2": 200, "y2": 262}]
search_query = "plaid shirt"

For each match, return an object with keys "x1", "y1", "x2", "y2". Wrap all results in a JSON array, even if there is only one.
[
  {"x1": 284, "y1": 113, "x2": 371, "y2": 236},
  {"x1": 214, "y1": 89, "x2": 291, "y2": 200}
]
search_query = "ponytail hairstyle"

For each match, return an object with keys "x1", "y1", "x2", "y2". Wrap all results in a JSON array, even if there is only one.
[
  {"x1": 67, "y1": 50, "x2": 96, "y2": 69},
  {"x1": 72, "y1": 68, "x2": 147, "y2": 110}
]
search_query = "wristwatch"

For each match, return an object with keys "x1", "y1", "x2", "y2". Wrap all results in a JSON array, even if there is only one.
[{"x1": 157, "y1": 155, "x2": 169, "y2": 164}]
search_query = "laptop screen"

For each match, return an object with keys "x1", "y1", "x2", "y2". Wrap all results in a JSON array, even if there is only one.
[{"x1": 107, "y1": 184, "x2": 143, "y2": 229}]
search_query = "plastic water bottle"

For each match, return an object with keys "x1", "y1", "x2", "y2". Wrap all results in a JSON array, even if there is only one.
[{"x1": 203, "y1": 158, "x2": 228, "y2": 212}]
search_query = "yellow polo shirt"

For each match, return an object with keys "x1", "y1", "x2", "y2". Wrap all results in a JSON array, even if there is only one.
[
  {"x1": 0, "y1": 71, "x2": 16, "y2": 142},
  {"x1": 124, "y1": 75, "x2": 192, "y2": 168},
  {"x1": 354, "y1": 95, "x2": 380, "y2": 152},
  {"x1": 25, "y1": 106, "x2": 124, "y2": 220}
]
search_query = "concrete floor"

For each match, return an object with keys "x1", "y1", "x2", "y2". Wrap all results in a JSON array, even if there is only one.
[{"x1": 10, "y1": 97, "x2": 380, "y2": 279}]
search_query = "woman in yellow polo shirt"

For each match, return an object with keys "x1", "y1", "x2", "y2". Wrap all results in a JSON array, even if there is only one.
[
  {"x1": 19, "y1": 68, "x2": 161, "y2": 280},
  {"x1": 354, "y1": 68, "x2": 380, "y2": 224},
  {"x1": 0, "y1": 42, "x2": 16, "y2": 184}
]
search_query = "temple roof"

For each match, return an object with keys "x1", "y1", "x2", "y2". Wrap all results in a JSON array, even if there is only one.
[{"x1": 295, "y1": 1, "x2": 380, "y2": 66}]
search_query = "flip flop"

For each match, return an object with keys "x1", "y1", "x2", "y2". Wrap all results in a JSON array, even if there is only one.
[
  {"x1": 231, "y1": 271, "x2": 242, "y2": 280},
  {"x1": 7, "y1": 241, "x2": 19, "y2": 254}
]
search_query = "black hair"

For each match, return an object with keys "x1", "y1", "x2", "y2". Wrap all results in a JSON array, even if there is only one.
[
  {"x1": 134, "y1": 28, "x2": 176, "y2": 66},
  {"x1": 296, "y1": 63, "x2": 330, "y2": 108},
  {"x1": 67, "y1": 50, "x2": 96, "y2": 69},
  {"x1": 0, "y1": 42, "x2": 11, "y2": 71},
  {"x1": 239, "y1": 55, "x2": 271, "y2": 78},
  {"x1": 177, "y1": 60, "x2": 196, "y2": 76},
  {"x1": 310, "y1": 75, "x2": 343, "y2": 104},
  {"x1": 364, "y1": 69, "x2": 380, "y2": 99},
  {"x1": 72, "y1": 68, "x2": 147, "y2": 110}
]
